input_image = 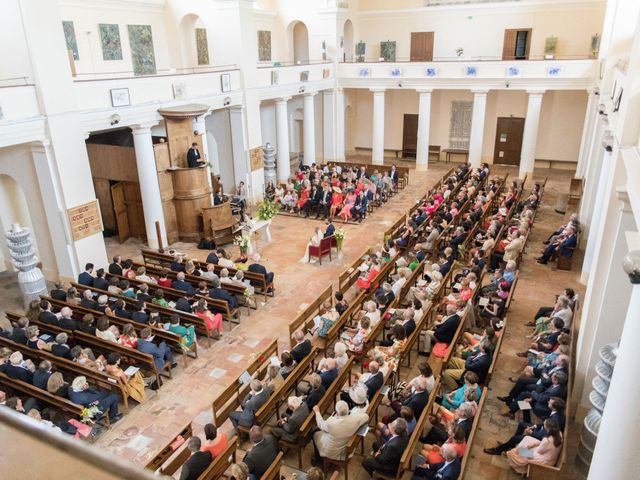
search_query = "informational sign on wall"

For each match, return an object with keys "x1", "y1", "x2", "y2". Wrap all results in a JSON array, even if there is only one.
[{"x1": 67, "y1": 200, "x2": 103, "y2": 241}]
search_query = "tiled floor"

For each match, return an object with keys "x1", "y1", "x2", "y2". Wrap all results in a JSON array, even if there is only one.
[{"x1": 0, "y1": 158, "x2": 584, "y2": 479}]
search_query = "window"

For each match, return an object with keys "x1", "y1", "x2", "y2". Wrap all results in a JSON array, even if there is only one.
[
  {"x1": 503, "y1": 29, "x2": 531, "y2": 60},
  {"x1": 515, "y1": 31, "x2": 529, "y2": 59}
]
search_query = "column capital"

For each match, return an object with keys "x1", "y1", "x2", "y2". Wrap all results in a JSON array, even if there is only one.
[
  {"x1": 130, "y1": 122, "x2": 157, "y2": 134},
  {"x1": 335, "y1": 87, "x2": 344, "y2": 93},
  {"x1": 304, "y1": 91, "x2": 318, "y2": 98},
  {"x1": 28, "y1": 140, "x2": 52, "y2": 154},
  {"x1": 275, "y1": 97, "x2": 291, "y2": 105},
  {"x1": 471, "y1": 89, "x2": 489, "y2": 95},
  {"x1": 617, "y1": 187, "x2": 632, "y2": 213},
  {"x1": 370, "y1": 87, "x2": 386, "y2": 94},
  {"x1": 526, "y1": 89, "x2": 546, "y2": 96},
  {"x1": 416, "y1": 88, "x2": 433, "y2": 94}
]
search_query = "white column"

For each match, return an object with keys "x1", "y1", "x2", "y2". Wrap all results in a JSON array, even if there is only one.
[
  {"x1": 468, "y1": 90, "x2": 488, "y2": 168},
  {"x1": 519, "y1": 90, "x2": 545, "y2": 178},
  {"x1": 275, "y1": 97, "x2": 291, "y2": 182},
  {"x1": 415, "y1": 89, "x2": 433, "y2": 171},
  {"x1": 587, "y1": 279, "x2": 640, "y2": 480},
  {"x1": 323, "y1": 90, "x2": 337, "y2": 161},
  {"x1": 303, "y1": 92, "x2": 317, "y2": 166},
  {"x1": 229, "y1": 106, "x2": 250, "y2": 190},
  {"x1": 336, "y1": 88, "x2": 345, "y2": 161},
  {"x1": 371, "y1": 88, "x2": 386, "y2": 165},
  {"x1": 581, "y1": 119, "x2": 608, "y2": 231},
  {"x1": 576, "y1": 89, "x2": 598, "y2": 178},
  {"x1": 131, "y1": 125, "x2": 167, "y2": 249},
  {"x1": 194, "y1": 115, "x2": 214, "y2": 204}
]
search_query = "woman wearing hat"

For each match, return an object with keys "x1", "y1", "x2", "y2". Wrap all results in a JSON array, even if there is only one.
[
  {"x1": 270, "y1": 396, "x2": 309, "y2": 442},
  {"x1": 329, "y1": 186, "x2": 343, "y2": 220}
]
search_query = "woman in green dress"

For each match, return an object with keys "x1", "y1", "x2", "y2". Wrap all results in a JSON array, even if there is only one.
[{"x1": 168, "y1": 314, "x2": 196, "y2": 349}]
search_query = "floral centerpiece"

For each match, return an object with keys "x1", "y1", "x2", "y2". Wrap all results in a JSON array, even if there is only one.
[
  {"x1": 80, "y1": 405, "x2": 102, "y2": 424},
  {"x1": 234, "y1": 234, "x2": 250, "y2": 259},
  {"x1": 335, "y1": 228, "x2": 346, "y2": 252},
  {"x1": 256, "y1": 199, "x2": 281, "y2": 221}
]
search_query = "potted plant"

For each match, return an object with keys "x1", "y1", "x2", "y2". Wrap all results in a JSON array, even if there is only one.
[
  {"x1": 544, "y1": 36, "x2": 557, "y2": 59},
  {"x1": 335, "y1": 228, "x2": 346, "y2": 254},
  {"x1": 590, "y1": 33, "x2": 600, "y2": 58}
]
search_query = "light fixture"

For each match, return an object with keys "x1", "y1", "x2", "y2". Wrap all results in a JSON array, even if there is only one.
[
  {"x1": 593, "y1": 86, "x2": 600, "y2": 96},
  {"x1": 193, "y1": 130, "x2": 199, "y2": 136},
  {"x1": 602, "y1": 131, "x2": 614, "y2": 152},
  {"x1": 299, "y1": 86, "x2": 306, "y2": 93},
  {"x1": 622, "y1": 250, "x2": 640, "y2": 284},
  {"x1": 110, "y1": 114, "x2": 120, "y2": 126},
  {"x1": 598, "y1": 103, "x2": 607, "y2": 116},
  {"x1": 223, "y1": 97, "x2": 231, "y2": 106}
]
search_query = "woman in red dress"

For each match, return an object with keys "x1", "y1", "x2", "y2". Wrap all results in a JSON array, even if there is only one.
[
  {"x1": 297, "y1": 185, "x2": 309, "y2": 212},
  {"x1": 329, "y1": 186, "x2": 343, "y2": 220}
]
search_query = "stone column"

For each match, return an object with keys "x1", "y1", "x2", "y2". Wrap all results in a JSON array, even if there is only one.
[
  {"x1": 194, "y1": 115, "x2": 214, "y2": 204},
  {"x1": 275, "y1": 97, "x2": 291, "y2": 182},
  {"x1": 468, "y1": 90, "x2": 488, "y2": 168},
  {"x1": 131, "y1": 124, "x2": 167, "y2": 249},
  {"x1": 336, "y1": 88, "x2": 345, "y2": 161},
  {"x1": 323, "y1": 89, "x2": 337, "y2": 161},
  {"x1": 230, "y1": 106, "x2": 250, "y2": 189},
  {"x1": 576, "y1": 89, "x2": 598, "y2": 178},
  {"x1": 519, "y1": 90, "x2": 545, "y2": 178},
  {"x1": 415, "y1": 89, "x2": 433, "y2": 170},
  {"x1": 303, "y1": 92, "x2": 317, "y2": 166},
  {"x1": 371, "y1": 88, "x2": 386, "y2": 165},
  {"x1": 587, "y1": 261, "x2": 640, "y2": 479}
]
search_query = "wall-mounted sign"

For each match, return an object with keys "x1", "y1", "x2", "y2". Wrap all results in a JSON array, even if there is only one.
[{"x1": 67, "y1": 200, "x2": 103, "y2": 241}]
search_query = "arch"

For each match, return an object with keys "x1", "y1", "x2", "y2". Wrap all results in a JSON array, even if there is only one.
[
  {"x1": 178, "y1": 13, "x2": 209, "y2": 69},
  {"x1": 0, "y1": 174, "x2": 37, "y2": 273},
  {"x1": 288, "y1": 21, "x2": 309, "y2": 64},
  {"x1": 343, "y1": 19, "x2": 354, "y2": 62}
]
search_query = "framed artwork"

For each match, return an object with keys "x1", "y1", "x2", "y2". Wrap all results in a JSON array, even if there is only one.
[
  {"x1": 464, "y1": 66, "x2": 477, "y2": 77},
  {"x1": 221, "y1": 73, "x2": 231, "y2": 92},
  {"x1": 507, "y1": 66, "x2": 520, "y2": 77},
  {"x1": 172, "y1": 82, "x2": 186, "y2": 99},
  {"x1": 110, "y1": 88, "x2": 130, "y2": 107},
  {"x1": 258, "y1": 30, "x2": 272, "y2": 62},
  {"x1": 390, "y1": 67, "x2": 402, "y2": 77},
  {"x1": 358, "y1": 67, "x2": 371, "y2": 77},
  {"x1": 128, "y1": 25, "x2": 156, "y2": 76},
  {"x1": 547, "y1": 66, "x2": 562, "y2": 77},
  {"x1": 425, "y1": 67, "x2": 437, "y2": 77},
  {"x1": 300, "y1": 70, "x2": 309, "y2": 82},
  {"x1": 99, "y1": 24, "x2": 123, "y2": 61},
  {"x1": 271, "y1": 70, "x2": 279, "y2": 85},
  {"x1": 62, "y1": 21, "x2": 79, "y2": 60},
  {"x1": 195, "y1": 28, "x2": 210, "y2": 65}
]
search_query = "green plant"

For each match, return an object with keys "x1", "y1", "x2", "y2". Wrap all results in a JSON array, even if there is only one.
[
  {"x1": 455, "y1": 47, "x2": 464, "y2": 57},
  {"x1": 334, "y1": 228, "x2": 346, "y2": 242},
  {"x1": 233, "y1": 234, "x2": 250, "y2": 249},
  {"x1": 544, "y1": 37, "x2": 557, "y2": 56},
  {"x1": 256, "y1": 199, "x2": 281, "y2": 220}
]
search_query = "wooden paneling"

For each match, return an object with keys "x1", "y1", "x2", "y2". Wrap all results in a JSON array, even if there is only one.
[
  {"x1": 164, "y1": 118, "x2": 202, "y2": 168},
  {"x1": 493, "y1": 117, "x2": 525, "y2": 166},
  {"x1": 410, "y1": 32, "x2": 434, "y2": 62},
  {"x1": 111, "y1": 182, "x2": 130, "y2": 243},
  {"x1": 171, "y1": 168, "x2": 212, "y2": 242},
  {"x1": 162, "y1": 200, "x2": 179, "y2": 244},
  {"x1": 93, "y1": 178, "x2": 117, "y2": 231},
  {"x1": 402, "y1": 114, "x2": 418, "y2": 158},
  {"x1": 157, "y1": 171, "x2": 174, "y2": 202},
  {"x1": 87, "y1": 144, "x2": 138, "y2": 182},
  {"x1": 153, "y1": 142, "x2": 171, "y2": 171},
  {"x1": 502, "y1": 29, "x2": 531, "y2": 60},
  {"x1": 123, "y1": 182, "x2": 146, "y2": 239}
]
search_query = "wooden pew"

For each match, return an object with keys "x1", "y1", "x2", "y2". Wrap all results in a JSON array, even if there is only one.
[
  {"x1": 338, "y1": 248, "x2": 372, "y2": 292},
  {"x1": 212, "y1": 339, "x2": 278, "y2": 426},
  {"x1": 320, "y1": 290, "x2": 367, "y2": 353},
  {"x1": 288, "y1": 285, "x2": 333, "y2": 346},
  {"x1": 141, "y1": 248, "x2": 274, "y2": 301},
  {"x1": 458, "y1": 387, "x2": 488, "y2": 479},
  {"x1": 0, "y1": 334, "x2": 130, "y2": 412},
  {"x1": 144, "y1": 421, "x2": 193, "y2": 474},
  {"x1": 260, "y1": 451, "x2": 284, "y2": 480},
  {"x1": 198, "y1": 435, "x2": 238, "y2": 480}
]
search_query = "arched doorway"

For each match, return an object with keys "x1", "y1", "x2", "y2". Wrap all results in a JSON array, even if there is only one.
[
  {"x1": 343, "y1": 20, "x2": 354, "y2": 62},
  {"x1": 290, "y1": 21, "x2": 309, "y2": 64},
  {"x1": 179, "y1": 14, "x2": 210, "y2": 68}
]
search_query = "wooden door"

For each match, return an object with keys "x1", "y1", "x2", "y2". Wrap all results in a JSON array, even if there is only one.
[
  {"x1": 502, "y1": 29, "x2": 531, "y2": 60},
  {"x1": 493, "y1": 117, "x2": 525, "y2": 166},
  {"x1": 111, "y1": 182, "x2": 130, "y2": 243},
  {"x1": 410, "y1": 32, "x2": 434, "y2": 62},
  {"x1": 402, "y1": 114, "x2": 419, "y2": 159}
]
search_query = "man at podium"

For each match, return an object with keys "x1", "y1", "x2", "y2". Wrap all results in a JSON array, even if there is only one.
[{"x1": 187, "y1": 142, "x2": 205, "y2": 168}]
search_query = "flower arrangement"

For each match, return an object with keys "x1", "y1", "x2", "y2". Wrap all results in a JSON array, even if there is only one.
[
  {"x1": 233, "y1": 234, "x2": 250, "y2": 249},
  {"x1": 80, "y1": 405, "x2": 102, "y2": 424},
  {"x1": 257, "y1": 199, "x2": 281, "y2": 220},
  {"x1": 335, "y1": 228, "x2": 346, "y2": 252}
]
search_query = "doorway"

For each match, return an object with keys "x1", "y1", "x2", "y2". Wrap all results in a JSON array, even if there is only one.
[
  {"x1": 410, "y1": 32, "x2": 434, "y2": 62},
  {"x1": 493, "y1": 117, "x2": 525, "y2": 165},
  {"x1": 402, "y1": 114, "x2": 418, "y2": 159},
  {"x1": 111, "y1": 182, "x2": 130, "y2": 243}
]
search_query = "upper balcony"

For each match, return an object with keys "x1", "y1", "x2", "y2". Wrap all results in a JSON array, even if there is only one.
[
  {"x1": 338, "y1": 58, "x2": 598, "y2": 90},
  {"x1": 254, "y1": 61, "x2": 334, "y2": 99}
]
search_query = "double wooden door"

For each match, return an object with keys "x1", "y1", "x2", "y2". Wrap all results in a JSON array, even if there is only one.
[
  {"x1": 493, "y1": 117, "x2": 525, "y2": 166},
  {"x1": 402, "y1": 114, "x2": 419, "y2": 158},
  {"x1": 410, "y1": 32, "x2": 434, "y2": 62}
]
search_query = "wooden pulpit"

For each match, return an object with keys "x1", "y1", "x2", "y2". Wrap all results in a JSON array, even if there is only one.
[{"x1": 202, "y1": 201, "x2": 238, "y2": 245}]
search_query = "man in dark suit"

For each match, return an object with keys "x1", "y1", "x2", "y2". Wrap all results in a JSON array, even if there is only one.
[
  {"x1": 179, "y1": 437, "x2": 212, "y2": 480},
  {"x1": 137, "y1": 328, "x2": 176, "y2": 375},
  {"x1": 363, "y1": 361, "x2": 384, "y2": 400},
  {"x1": 57, "y1": 307, "x2": 79, "y2": 330},
  {"x1": 362, "y1": 418, "x2": 409, "y2": 476},
  {"x1": 136, "y1": 284, "x2": 152, "y2": 303},
  {"x1": 485, "y1": 397, "x2": 566, "y2": 455},
  {"x1": 50, "y1": 282, "x2": 67, "y2": 301},
  {"x1": 208, "y1": 278, "x2": 238, "y2": 310},
  {"x1": 175, "y1": 294, "x2": 193, "y2": 314},
  {"x1": 77, "y1": 263, "x2": 94, "y2": 286},
  {"x1": 318, "y1": 359, "x2": 338, "y2": 390},
  {"x1": 131, "y1": 301, "x2": 149, "y2": 324},
  {"x1": 413, "y1": 444, "x2": 461, "y2": 480},
  {"x1": 400, "y1": 378, "x2": 430, "y2": 419},
  {"x1": 538, "y1": 228, "x2": 577, "y2": 264},
  {"x1": 170, "y1": 256, "x2": 186, "y2": 273},
  {"x1": 324, "y1": 219, "x2": 335, "y2": 238},
  {"x1": 421, "y1": 402, "x2": 474, "y2": 445},
  {"x1": 187, "y1": 142, "x2": 205, "y2": 168},
  {"x1": 172, "y1": 272, "x2": 194, "y2": 295},
  {"x1": 80, "y1": 289, "x2": 99, "y2": 310},
  {"x1": 10, "y1": 317, "x2": 28, "y2": 345},
  {"x1": 243, "y1": 426, "x2": 279, "y2": 478},
  {"x1": 290, "y1": 330, "x2": 312, "y2": 363},
  {"x1": 230, "y1": 379, "x2": 271, "y2": 428},
  {"x1": 6, "y1": 352, "x2": 33, "y2": 383},
  {"x1": 505, "y1": 371, "x2": 568, "y2": 422},
  {"x1": 316, "y1": 185, "x2": 331, "y2": 219},
  {"x1": 51, "y1": 333, "x2": 72, "y2": 359},
  {"x1": 93, "y1": 268, "x2": 109, "y2": 291},
  {"x1": 421, "y1": 304, "x2": 460, "y2": 354},
  {"x1": 69, "y1": 376, "x2": 122, "y2": 423},
  {"x1": 38, "y1": 300, "x2": 59, "y2": 326},
  {"x1": 108, "y1": 255, "x2": 123, "y2": 276},
  {"x1": 460, "y1": 341, "x2": 493, "y2": 385},
  {"x1": 498, "y1": 355, "x2": 569, "y2": 404},
  {"x1": 205, "y1": 250, "x2": 219, "y2": 264},
  {"x1": 111, "y1": 299, "x2": 131, "y2": 319},
  {"x1": 304, "y1": 374, "x2": 325, "y2": 410},
  {"x1": 248, "y1": 254, "x2": 274, "y2": 286},
  {"x1": 32, "y1": 360, "x2": 53, "y2": 390}
]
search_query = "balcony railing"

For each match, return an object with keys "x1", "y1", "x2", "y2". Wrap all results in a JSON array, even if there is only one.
[
  {"x1": 0, "y1": 84, "x2": 40, "y2": 121},
  {"x1": 72, "y1": 64, "x2": 240, "y2": 82}
]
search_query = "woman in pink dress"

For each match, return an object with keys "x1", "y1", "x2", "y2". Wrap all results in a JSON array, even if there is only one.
[
  {"x1": 329, "y1": 187, "x2": 343, "y2": 220},
  {"x1": 339, "y1": 190, "x2": 356, "y2": 222},
  {"x1": 506, "y1": 419, "x2": 563, "y2": 475},
  {"x1": 356, "y1": 257, "x2": 382, "y2": 290}
]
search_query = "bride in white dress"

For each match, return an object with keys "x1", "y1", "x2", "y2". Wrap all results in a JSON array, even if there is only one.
[{"x1": 300, "y1": 227, "x2": 325, "y2": 263}]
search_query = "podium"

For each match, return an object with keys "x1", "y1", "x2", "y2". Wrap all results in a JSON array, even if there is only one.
[
  {"x1": 170, "y1": 167, "x2": 212, "y2": 242},
  {"x1": 202, "y1": 201, "x2": 238, "y2": 245}
]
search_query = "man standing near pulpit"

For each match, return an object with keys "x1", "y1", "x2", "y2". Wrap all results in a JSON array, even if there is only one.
[{"x1": 187, "y1": 142, "x2": 205, "y2": 168}]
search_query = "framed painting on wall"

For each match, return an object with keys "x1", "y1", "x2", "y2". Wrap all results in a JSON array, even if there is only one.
[
  {"x1": 110, "y1": 88, "x2": 130, "y2": 107},
  {"x1": 221, "y1": 73, "x2": 231, "y2": 92}
]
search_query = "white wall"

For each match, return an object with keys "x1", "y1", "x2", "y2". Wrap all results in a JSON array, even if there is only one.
[
  {"x1": 0, "y1": 0, "x2": 32, "y2": 84},
  {"x1": 206, "y1": 110, "x2": 234, "y2": 191}
]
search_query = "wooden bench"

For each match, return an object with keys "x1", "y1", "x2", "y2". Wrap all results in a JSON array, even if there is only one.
[
  {"x1": 556, "y1": 230, "x2": 580, "y2": 271},
  {"x1": 144, "y1": 421, "x2": 193, "y2": 474},
  {"x1": 140, "y1": 248, "x2": 274, "y2": 301},
  {"x1": 319, "y1": 290, "x2": 367, "y2": 353},
  {"x1": 0, "y1": 334, "x2": 130, "y2": 412},
  {"x1": 458, "y1": 387, "x2": 488, "y2": 479},
  {"x1": 288, "y1": 284, "x2": 333, "y2": 346},
  {"x1": 212, "y1": 339, "x2": 278, "y2": 426},
  {"x1": 338, "y1": 248, "x2": 372, "y2": 292},
  {"x1": 260, "y1": 451, "x2": 284, "y2": 480},
  {"x1": 197, "y1": 435, "x2": 238, "y2": 480}
]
